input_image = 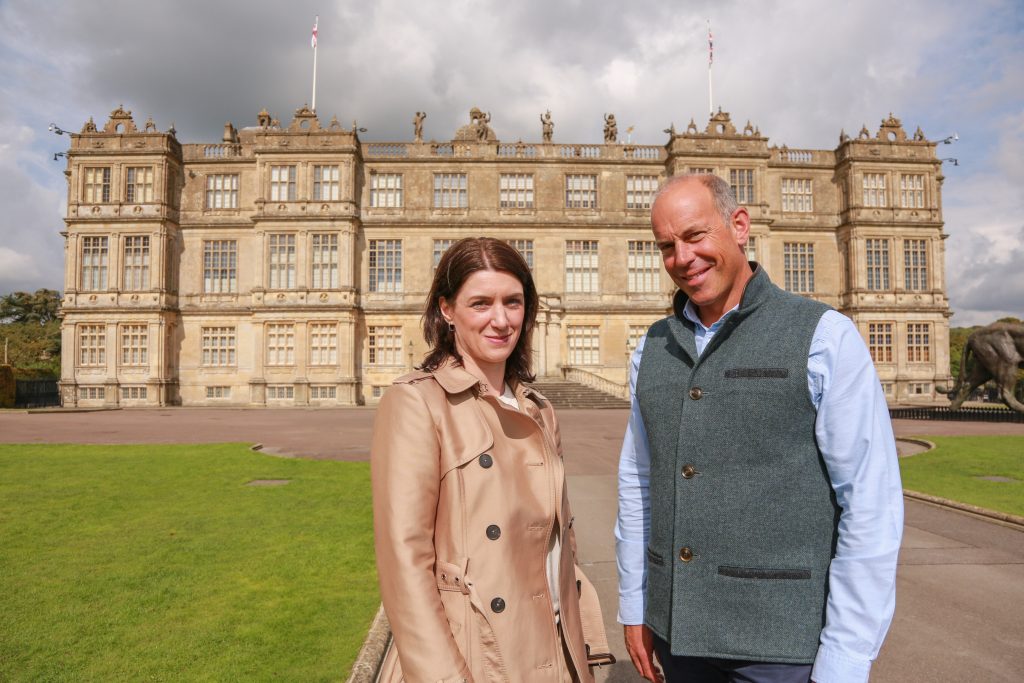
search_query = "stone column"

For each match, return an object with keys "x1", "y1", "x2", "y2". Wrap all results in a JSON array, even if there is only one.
[
  {"x1": 251, "y1": 321, "x2": 266, "y2": 406},
  {"x1": 296, "y1": 230, "x2": 308, "y2": 290},
  {"x1": 339, "y1": 313, "x2": 358, "y2": 405},
  {"x1": 340, "y1": 222, "x2": 357, "y2": 289},
  {"x1": 295, "y1": 321, "x2": 308, "y2": 406},
  {"x1": 546, "y1": 315, "x2": 563, "y2": 378},
  {"x1": 152, "y1": 227, "x2": 166, "y2": 291},
  {"x1": 537, "y1": 318, "x2": 548, "y2": 377},
  {"x1": 64, "y1": 233, "x2": 78, "y2": 293},
  {"x1": 109, "y1": 233, "x2": 122, "y2": 292}
]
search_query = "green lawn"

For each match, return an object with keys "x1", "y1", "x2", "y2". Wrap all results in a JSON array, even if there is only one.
[
  {"x1": 900, "y1": 436, "x2": 1024, "y2": 517},
  {"x1": 0, "y1": 444, "x2": 377, "y2": 682}
]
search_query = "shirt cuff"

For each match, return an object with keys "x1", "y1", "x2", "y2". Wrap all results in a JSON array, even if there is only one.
[
  {"x1": 616, "y1": 596, "x2": 645, "y2": 626},
  {"x1": 811, "y1": 644, "x2": 871, "y2": 683}
]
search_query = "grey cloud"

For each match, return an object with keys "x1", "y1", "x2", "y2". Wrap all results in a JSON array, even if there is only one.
[{"x1": 0, "y1": 0, "x2": 1021, "y2": 331}]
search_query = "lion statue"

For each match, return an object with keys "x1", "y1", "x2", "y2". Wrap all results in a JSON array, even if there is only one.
[{"x1": 946, "y1": 322, "x2": 1024, "y2": 413}]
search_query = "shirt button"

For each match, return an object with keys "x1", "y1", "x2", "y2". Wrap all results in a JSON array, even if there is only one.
[
  {"x1": 689, "y1": 387, "x2": 703, "y2": 400},
  {"x1": 479, "y1": 453, "x2": 493, "y2": 468},
  {"x1": 486, "y1": 524, "x2": 501, "y2": 540},
  {"x1": 682, "y1": 464, "x2": 697, "y2": 479},
  {"x1": 490, "y1": 597, "x2": 506, "y2": 613},
  {"x1": 679, "y1": 546, "x2": 693, "y2": 562}
]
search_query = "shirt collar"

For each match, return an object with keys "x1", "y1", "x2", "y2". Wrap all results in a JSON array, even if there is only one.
[{"x1": 681, "y1": 298, "x2": 740, "y2": 333}]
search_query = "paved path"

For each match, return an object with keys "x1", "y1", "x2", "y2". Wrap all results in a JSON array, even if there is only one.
[{"x1": 2, "y1": 408, "x2": 1022, "y2": 680}]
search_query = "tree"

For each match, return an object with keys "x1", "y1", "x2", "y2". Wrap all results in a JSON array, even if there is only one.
[
  {"x1": 0, "y1": 289, "x2": 61, "y2": 325},
  {"x1": 0, "y1": 289, "x2": 62, "y2": 378},
  {"x1": 948, "y1": 325, "x2": 979, "y2": 381},
  {"x1": 0, "y1": 320, "x2": 61, "y2": 377}
]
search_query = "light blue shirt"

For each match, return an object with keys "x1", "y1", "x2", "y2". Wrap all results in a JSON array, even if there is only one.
[{"x1": 615, "y1": 302, "x2": 904, "y2": 683}]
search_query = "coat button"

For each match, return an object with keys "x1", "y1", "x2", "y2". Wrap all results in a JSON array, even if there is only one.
[
  {"x1": 689, "y1": 387, "x2": 703, "y2": 400},
  {"x1": 490, "y1": 597, "x2": 506, "y2": 613},
  {"x1": 479, "y1": 453, "x2": 493, "y2": 468},
  {"x1": 486, "y1": 524, "x2": 501, "y2": 540},
  {"x1": 679, "y1": 546, "x2": 693, "y2": 562},
  {"x1": 682, "y1": 464, "x2": 697, "y2": 479}
]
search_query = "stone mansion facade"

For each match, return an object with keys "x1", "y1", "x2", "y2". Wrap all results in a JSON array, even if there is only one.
[{"x1": 58, "y1": 105, "x2": 951, "y2": 407}]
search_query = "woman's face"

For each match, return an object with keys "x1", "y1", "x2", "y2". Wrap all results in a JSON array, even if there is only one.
[{"x1": 440, "y1": 269, "x2": 526, "y2": 372}]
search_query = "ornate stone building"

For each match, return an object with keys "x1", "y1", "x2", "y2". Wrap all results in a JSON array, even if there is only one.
[{"x1": 58, "y1": 105, "x2": 951, "y2": 407}]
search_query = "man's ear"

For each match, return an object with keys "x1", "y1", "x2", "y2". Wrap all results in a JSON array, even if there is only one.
[{"x1": 731, "y1": 206, "x2": 752, "y2": 248}]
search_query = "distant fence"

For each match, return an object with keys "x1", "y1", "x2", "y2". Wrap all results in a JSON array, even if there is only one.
[
  {"x1": 889, "y1": 406, "x2": 1024, "y2": 423},
  {"x1": 15, "y1": 379, "x2": 59, "y2": 409}
]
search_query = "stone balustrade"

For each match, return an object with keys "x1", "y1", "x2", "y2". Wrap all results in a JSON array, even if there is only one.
[{"x1": 561, "y1": 366, "x2": 629, "y2": 399}]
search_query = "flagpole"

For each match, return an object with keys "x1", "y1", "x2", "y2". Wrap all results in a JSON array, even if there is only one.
[
  {"x1": 311, "y1": 15, "x2": 319, "y2": 112},
  {"x1": 707, "y1": 19, "x2": 714, "y2": 119}
]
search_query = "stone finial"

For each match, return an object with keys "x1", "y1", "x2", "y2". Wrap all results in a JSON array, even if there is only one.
[
  {"x1": 839, "y1": 128, "x2": 850, "y2": 143},
  {"x1": 103, "y1": 104, "x2": 138, "y2": 134},
  {"x1": 328, "y1": 116, "x2": 342, "y2": 131},
  {"x1": 877, "y1": 113, "x2": 907, "y2": 142},
  {"x1": 81, "y1": 117, "x2": 98, "y2": 134},
  {"x1": 686, "y1": 118, "x2": 698, "y2": 135},
  {"x1": 289, "y1": 105, "x2": 321, "y2": 132},
  {"x1": 705, "y1": 109, "x2": 736, "y2": 136},
  {"x1": 222, "y1": 121, "x2": 238, "y2": 143},
  {"x1": 257, "y1": 108, "x2": 272, "y2": 128},
  {"x1": 913, "y1": 126, "x2": 926, "y2": 142},
  {"x1": 144, "y1": 117, "x2": 157, "y2": 133},
  {"x1": 858, "y1": 125, "x2": 870, "y2": 140},
  {"x1": 743, "y1": 120, "x2": 755, "y2": 136}
]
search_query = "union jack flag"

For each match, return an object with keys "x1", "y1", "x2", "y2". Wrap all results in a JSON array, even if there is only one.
[{"x1": 311, "y1": 16, "x2": 318, "y2": 49}]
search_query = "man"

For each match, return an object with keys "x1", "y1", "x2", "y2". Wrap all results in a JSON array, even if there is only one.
[{"x1": 615, "y1": 174, "x2": 903, "y2": 683}]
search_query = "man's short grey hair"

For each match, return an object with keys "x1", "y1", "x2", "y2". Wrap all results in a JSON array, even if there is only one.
[{"x1": 652, "y1": 173, "x2": 739, "y2": 226}]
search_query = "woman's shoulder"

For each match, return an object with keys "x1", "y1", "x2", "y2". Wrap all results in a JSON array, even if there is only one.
[
  {"x1": 383, "y1": 370, "x2": 444, "y2": 404},
  {"x1": 391, "y1": 369, "x2": 436, "y2": 386}
]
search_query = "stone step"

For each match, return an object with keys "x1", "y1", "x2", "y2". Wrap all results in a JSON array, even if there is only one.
[{"x1": 528, "y1": 379, "x2": 630, "y2": 410}]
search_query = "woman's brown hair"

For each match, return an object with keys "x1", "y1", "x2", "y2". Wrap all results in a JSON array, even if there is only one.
[{"x1": 420, "y1": 237, "x2": 538, "y2": 384}]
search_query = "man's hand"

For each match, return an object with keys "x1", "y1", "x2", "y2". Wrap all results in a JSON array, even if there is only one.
[{"x1": 624, "y1": 624, "x2": 659, "y2": 681}]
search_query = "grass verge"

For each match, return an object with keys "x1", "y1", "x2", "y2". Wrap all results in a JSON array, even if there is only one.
[
  {"x1": 0, "y1": 443, "x2": 377, "y2": 682},
  {"x1": 900, "y1": 436, "x2": 1024, "y2": 517}
]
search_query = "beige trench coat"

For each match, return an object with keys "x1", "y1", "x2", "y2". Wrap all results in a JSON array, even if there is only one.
[{"x1": 371, "y1": 360, "x2": 595, "y2": 683}]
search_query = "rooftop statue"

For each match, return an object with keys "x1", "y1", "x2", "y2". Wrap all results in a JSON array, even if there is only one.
[
  {"x1": 540, "y1": 110, "x2": 553, "y2": 142},
  {"x1": 604, "y1": 113, "x2": 617, "y2": 143},
  {"x1": 413, "y1": 111, "x2": 426, "y2": 142}
]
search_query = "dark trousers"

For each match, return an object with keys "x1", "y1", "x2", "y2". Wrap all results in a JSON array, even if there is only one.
[{"x1": 654, "y1": 636, "x2": 812, "y2": 683}]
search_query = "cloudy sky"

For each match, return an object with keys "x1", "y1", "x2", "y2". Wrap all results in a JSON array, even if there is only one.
[{"x1": 0, "y1": 0, "x2": 1020, "y2": 325}]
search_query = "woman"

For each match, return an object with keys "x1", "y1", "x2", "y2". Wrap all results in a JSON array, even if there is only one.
[{"x1": 372, "y1": 237, "x2": 602, "y2": 682}]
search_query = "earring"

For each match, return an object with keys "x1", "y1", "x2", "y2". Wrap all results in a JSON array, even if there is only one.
[{"x1": 448, "y1": 322, "x2": 455, "y2": 332}]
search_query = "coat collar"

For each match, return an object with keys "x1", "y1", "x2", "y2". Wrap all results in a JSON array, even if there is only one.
[
  {"x1": 431, "y1": 356, "x2": 546, "y2": 406},
  {"x1": 431, "y1": 357, "x2": 481, "y2": 395}
]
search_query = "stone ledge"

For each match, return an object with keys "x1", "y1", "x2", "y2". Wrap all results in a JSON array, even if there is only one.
[
  {"x1": 904, "y1": 490, "x2": 1024, "y2": 530},
  {"x1": 346, "y1": 605, "x2": 391, "y2": 683}
]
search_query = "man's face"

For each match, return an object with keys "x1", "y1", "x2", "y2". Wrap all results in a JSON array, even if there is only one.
[{"x1": 651, "y1": 179, "x2": 752, "y2": 325}]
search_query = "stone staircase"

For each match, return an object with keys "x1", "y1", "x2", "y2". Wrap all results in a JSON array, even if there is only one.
[{"x1": 528, "y1": 379, "x2": 630, "y2": 409}]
